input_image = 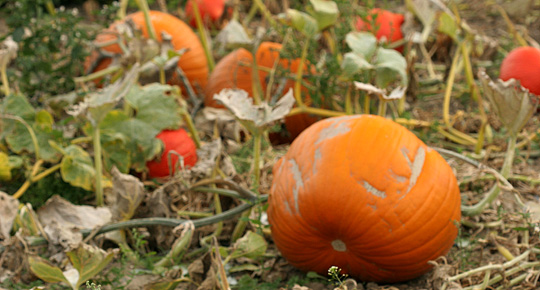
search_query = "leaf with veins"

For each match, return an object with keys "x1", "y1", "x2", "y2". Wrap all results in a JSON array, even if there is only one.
[
  {"x1": 213, "y1": 88, "x2": 295, "y2": 131},
  {"x1": 478, "y1": 69, "x2": 538, "y2": 136}
]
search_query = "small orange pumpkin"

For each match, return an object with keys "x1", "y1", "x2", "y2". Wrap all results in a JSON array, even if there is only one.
[
  {"x1": 86, "y1": 10, "x2": 208, "y2": 93},
  {"x1": 268, "y1": 115, "x2": 461, "y2": 283},
  {"x1": 205, "y1": 42, "x2": 319, "y2": 142}
]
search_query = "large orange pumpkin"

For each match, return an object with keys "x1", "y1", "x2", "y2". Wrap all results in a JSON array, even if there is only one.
[
  {"x1": 205, "y1": 42, "x2": 319, "y2": 142},
  {"x1": 86, "y1": 10, "x2": 208, "y2": 92},
  {"x1": 268, "y1": 115, "x2": 461, "y2": 283}
]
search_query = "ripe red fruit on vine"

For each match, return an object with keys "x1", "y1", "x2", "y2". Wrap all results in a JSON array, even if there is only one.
[
  {"x1": 185, "y1": 0, "x2": 225, "y2": 27},
  {"x1": 499, "y1": 46, "x2": 540, "y2": 96},
  {"x1": 356, "y1": 8, "x2": 405, "y2": 52},
  {"x1": 146, "y1": 128, "x2": 198, "y2": 178}
]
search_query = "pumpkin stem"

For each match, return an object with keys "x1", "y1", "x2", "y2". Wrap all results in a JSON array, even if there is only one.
[
  {"x1": 441, "y1": 47, "x2": 477, "y2": 146},
  {"x1": 135, "y1": 0, "x2": 158, "y2": 41},
  {"x1": 190, "y1": 0, "x2": 216, "y2": 71},
  {"x1": 460, "y1": 40, "x2": 488, "y2": 154},
  {"x1": 93, "y1": 126, "x2": 105, "y2": 207},
  {"x1": 294, "y1": 39, "x2": 310, "y2": 107},
  {"x1": 253, "y1": 0, "x2": 279, "y2": 31}
]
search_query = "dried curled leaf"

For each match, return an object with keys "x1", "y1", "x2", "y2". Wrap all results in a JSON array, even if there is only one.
[
  {"x1": 37, "y1": 195, "x2": 112, "y2": 233},
  {"x1": 478, "y1": 69, "x2": 538, "y2": 136},
  {"x1": 354, "y1": 81, "x2": 406, "y2": 100},
  {"x1": 0, "y1": 191, "x2": 19, "y2": 240},
  {"x1": 213, "y1": 88, "x2": 295, "y2": 131},
  {"x1": 215, "y1": 19, "x2": 252, "y2": 49},
  {"x1": 110, "y1": 167, "x2": 145, "y2": 221}
]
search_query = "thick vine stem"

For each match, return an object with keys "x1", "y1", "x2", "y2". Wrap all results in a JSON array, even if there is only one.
[
  {"x1": 0, "y1": 194, "x2": 268, "y2": 254},
  {"x1": 460, "y1": 134, "x2": 517, "y2": 216}
]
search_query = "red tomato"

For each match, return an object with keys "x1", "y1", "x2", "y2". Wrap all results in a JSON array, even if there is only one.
[
  {"x1": 185, "y1": 0, "x2": 225, "y2": 27},
  {"x1": 356, "y1": 8, "x2": 405, "y2": 52},
  {"x1": 146, "y1": 128, "x2": 198, "y2": 178},
  {"x1": 499, "y1": 46, "x2": 540, "y2": 96}
]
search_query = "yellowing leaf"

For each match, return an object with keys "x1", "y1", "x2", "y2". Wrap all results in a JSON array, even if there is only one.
[
  {"x1": 28, "y1": 255, "x2": 69, "y2": 285},
  {"x1": 66, "y1": 243, "x2": 115, "y2": 289},
  {"x1": 60, "y1": 145, "x2": 96, "y2": 191},
  {"x1": 0, "y1": 152, "x2": 12, "y2": 181}
]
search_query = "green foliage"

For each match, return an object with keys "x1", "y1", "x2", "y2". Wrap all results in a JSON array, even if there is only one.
[
  {"x1": 4, "y1": 0, "x2": 93, "y2": 99},
  {"x1": 1, "y1": 94, "x2": 63, "y2": 162}
]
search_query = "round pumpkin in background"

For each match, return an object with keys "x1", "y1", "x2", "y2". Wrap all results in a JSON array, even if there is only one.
[
  {"x1": 185, "y1": 0, "x2": 225, "y2": 28},
  {"x1": 205, "y1": 42, "x2": 319, "y2": 143},
  {"x1": 499, "y1": 46, "x2": 540, "y2": 96},
  {"x1": 204, "y1": 47, "x2": 254, "y2": 108},
  {"x1": 268, "y1": 115, "x2": 461, "y2": 283},
  {"x1": 85, "y1": 10, "x2": 208, "y2": 93},
  {"x1": 146, "y1": 128, "x2": 198, "y2": 178},
  {"x1": 356, "y1": 8, "x2": 405, "y2": 52}
]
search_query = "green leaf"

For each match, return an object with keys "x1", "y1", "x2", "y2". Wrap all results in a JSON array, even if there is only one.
[
  {"x1": 279, "y1": 9, "x2": 319, "y2": 38},
  {"x1": 345, "y1": 32, "x2": 377, "y2": 59},
  {"x1": 0, "y1": 94, "x2": 35, "y2": 121},
  {"x1": 66, "y1": 243, "x2": 115, "y2": 289},
  {"x1": 374, "y1": 48, "x2": 408, "y2": 88},
  {"x1": 84, "y1": 111, "x2": 132, "y2": 173},
  {"x1": 111, "y1": 118, "x2": 162, "y2": 170},
  {"x1": 438, "y1": 12, "x2": 458, "y2": 41},
  {"x1": 28, "y1": 255, "x2": 69, "y2": 285},
  {"x1": 3, "y1": 108, "x2": 62, "y2": 162},
  {"x1": 230, "y1": 231, "x2": 267, "y2": 260},
  {"x1": 307, "y1": 0, "x2": 339, "y2": 31},
  {"x1": 124, "y1": 83, "x2": 182, "y2": 132},
  {"x1": 60, "y1": 145, "x2": 96, "y2": 191},
  {"x1": 340, "y1": 52, "x2": 374, "y2": 79},
  {"x1": 0, "y1": 152, "x2": 12, "y2": 181}
]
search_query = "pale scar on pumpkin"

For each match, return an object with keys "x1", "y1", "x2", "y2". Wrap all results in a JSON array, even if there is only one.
[
  {"x1": 361, "y1": 146, "x2": 426, "y2": 200},
  {"x1": 288, "y1": 159, "x2": 304, "y2": 214},
  {"x1": 315, "y1": 119, "x2": 352, "y2": 145},
  {"x1": 401, "y1": 146, "x2": 426, "y2": 195}
]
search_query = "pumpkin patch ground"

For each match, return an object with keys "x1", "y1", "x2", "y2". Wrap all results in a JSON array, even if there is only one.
[{"x1": 1, "y1": 1, "x2": 540, "y2": 290}]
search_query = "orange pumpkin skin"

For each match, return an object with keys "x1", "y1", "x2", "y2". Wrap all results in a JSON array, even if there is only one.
[
  {"x1": 204, "y1": 48, "x2": 254, "y2": 107},
  {"x1": 86, "y1": 11, "x2": 208, "y2": 92},
  {"x1": 268, "y1": 115, "x2": 461, "y2": 283},
  {"x1": 499, "y1": 46, "x2": 540, "y2": 96},
  {"x1": 205, "y1": 42, "x2": 318, "y2": 142}
]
